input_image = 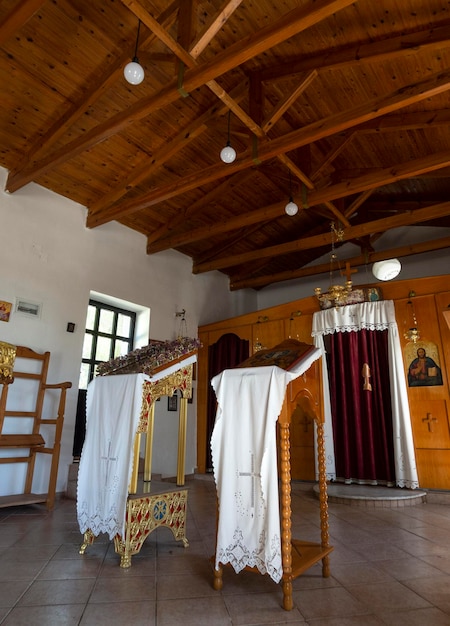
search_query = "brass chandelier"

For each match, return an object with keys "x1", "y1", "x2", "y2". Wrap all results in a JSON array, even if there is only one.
[{"x1": 314, "y1": 222, "x2": 353, "y2": 307}]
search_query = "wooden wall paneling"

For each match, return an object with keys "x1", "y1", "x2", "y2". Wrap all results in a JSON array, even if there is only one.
[
  {"x1": 198, "y1": 275, "x2": 450, "y2": 489},
  {"x1": 395, "y1": 293, "x2": 450, "y2": 489},
  {"x1": 252, "y1": 319, "x2": 285, "y2": 353}
]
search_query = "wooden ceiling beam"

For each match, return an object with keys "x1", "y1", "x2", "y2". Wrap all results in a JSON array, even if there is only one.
[
  {"x1": 307, "y1": 149, "x2": 450, "y2": 207},
  {"x1": 90, "y1": 81, "x2": 247, "y2": 214},
  {"x1": 193, "y1": 200, "x2": 450, "y2": 273},
  {"x1": 146, "y1": 198, "x2": 287, "y2": 253},
  {"x1": 146, "y1": 169, "x2": 254, "y2": 248},
  {"x1": 189, "y1": 0, "x2": 245, "y2": 59},
  {"x1": 254, "y1": 21, "x2": 450, "y2": 81},
  {"x1": 230, "y1": 234, "x2": 450, "y2": 290},
  {"x1": 87, "y1": 68, "x2": 450, "y2": 227},
  {"x1": 5, "y1": 0, "x2": 355, "y2": 193}
]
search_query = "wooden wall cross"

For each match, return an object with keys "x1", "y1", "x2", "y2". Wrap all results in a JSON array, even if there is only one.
[
  {"x1": 341, "y1": 262, "x2": 357, "y2": 283},
  {"x1": 422, "y1": 413, "x2": 437, "y2": 432}
]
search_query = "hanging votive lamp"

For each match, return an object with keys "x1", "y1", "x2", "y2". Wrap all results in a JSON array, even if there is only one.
[
  {"x1": 404, "y1": 295, "x2": 420, "y2": 344},
  {"x1": 124, "y1": 20, "x2": 144, "y2": 85}
]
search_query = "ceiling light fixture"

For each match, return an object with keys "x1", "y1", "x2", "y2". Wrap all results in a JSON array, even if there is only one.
[
  {"x1": 314, "y1": 222, "x2": 353, "y2": 307},
  {"x1": 124, "y1": 20, "x2": 144, "y2": 85},
  {"x1": 285, "y1": 170, "x2": 298, "y2": 216},
  {"x1": 220, "y1": 110, "x2": 236, "y2": 163},
  {"x1": 372, "y1": 258, "x2": 401, "y2": 281}
]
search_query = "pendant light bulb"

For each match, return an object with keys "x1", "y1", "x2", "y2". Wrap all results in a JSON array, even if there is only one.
[
  {"x1": 220, "y1": 143, "x2": 236, "y2": 163},
  {"x1": 124, "y1": 20, "x2": 144, "y2": 85},
  {"x1": 285, "y1": 170, "x2": 298, "y2": 215},
  {"x1": 285, "y1": 198, "x2": 298, "y2": 216},
  {"x1": 220, "y1": 110, "x2": 236, "y2": 163},
  {"x1": 124, "y1": 58, "x2": 144, "y2": 85}
]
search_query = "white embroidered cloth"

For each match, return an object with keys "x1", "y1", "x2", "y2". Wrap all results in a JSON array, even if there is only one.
[
  {"x1": 77, "y1": 373, "x2": 148, "y2": 539},
  {"x1": 211, "y1": 350, "x2": 320, "y2": 583}
]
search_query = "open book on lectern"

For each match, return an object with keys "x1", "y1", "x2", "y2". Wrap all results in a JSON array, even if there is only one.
[{"x1": 234, "y1": 338, "x2": 316, "y2": 372}]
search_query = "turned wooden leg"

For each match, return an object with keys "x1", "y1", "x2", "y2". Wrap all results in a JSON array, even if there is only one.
[
  {"x1": 317, "y1": 420, "x2": 331, "y2": 575},
  {"x1": 213, "y1": 564, "x2": 223, "y2": 590},
  {"x1": 279, "y1": 421, "x2": 293, "y2": 611}
]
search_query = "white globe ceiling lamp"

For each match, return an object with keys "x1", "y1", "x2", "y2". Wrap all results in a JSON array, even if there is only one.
[
  {"x1": 124, "y1": 20, "x2": 144, "y2": 85},
  {"x1": 285, "y1": 199, "x2": 298, "y2": 216},
  {"x1": 220, "y1": 143, "x2": 236, "y2": 164},
  {"x1": 372, "y1": 258, "x2": 402, "y2": 281},
  {"x1": 284, "y1": 170, "x2": 298, "y2": 216},
  {"x1": 220, "y1": 110, "x2": 236, "y2": 163}
]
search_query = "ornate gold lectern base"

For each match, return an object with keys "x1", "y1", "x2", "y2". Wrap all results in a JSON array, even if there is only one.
[{"x1": 80, "y1": 486, "x2": 189, "y2": 567}]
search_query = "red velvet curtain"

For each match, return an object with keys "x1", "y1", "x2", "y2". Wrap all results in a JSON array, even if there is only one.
[
  {"x1": 206, "y1": 333, "x2": 249, "y2": 471},
  {"x1": 324, "y1": 328, "x2": 395, "y2": 484}
]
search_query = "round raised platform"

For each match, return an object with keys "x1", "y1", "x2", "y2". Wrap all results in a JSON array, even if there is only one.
[{"x1": 314, "y1": 483, "x2": 427, "y2": 507}]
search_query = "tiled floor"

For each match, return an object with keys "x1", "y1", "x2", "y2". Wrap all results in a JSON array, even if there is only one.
[{"x1": 1, "y1": 476, "x2": 450, "y2": 625}]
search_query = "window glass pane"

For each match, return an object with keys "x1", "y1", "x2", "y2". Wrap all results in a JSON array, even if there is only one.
[
  {"x1": 82, "y1": 333, "x2": 93, "y2": 359},
  {"x1": 99, "y1": 308, "x2": 114, "y2": 334},
  {"x1": 114, "y1": 339, "x2": 130, "y2": 358},
  {"x1": 117, "y1": 313, "x2": 131, "y2": 337},
  {"x1": 96, "y1": 336, "x2": 112, "y2": 362},
  {"x1": 78, "y1": 363, "x2": 90, "y2": 390},
  {"x1": 85, "y1": 305, "x2": 97, "y2": 331}
]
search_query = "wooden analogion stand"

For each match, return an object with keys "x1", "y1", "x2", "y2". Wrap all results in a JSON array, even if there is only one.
[
  {"x1": 211, "y1": 343, "x2": 333, "y2": 611},
  {"x1": 78, "y1": 344, "x2": 197, "y2": 568}
]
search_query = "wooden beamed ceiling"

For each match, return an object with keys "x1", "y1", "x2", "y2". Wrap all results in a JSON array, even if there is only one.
[{"x1": 1, "y1": 0, "x2": 450, "y2": 290}]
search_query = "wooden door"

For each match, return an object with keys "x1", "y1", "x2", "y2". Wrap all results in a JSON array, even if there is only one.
[{"x1": 396, "y1": 295, "x2": 450, "y2": 489}]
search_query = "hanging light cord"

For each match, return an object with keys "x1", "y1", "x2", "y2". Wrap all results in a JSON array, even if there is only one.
[
  {"x1": 134, "y1": 20, "x2": 141, "y2": 60},
  {"x1": 226, "y1": 109, "x2": 231, "y2": 144}
]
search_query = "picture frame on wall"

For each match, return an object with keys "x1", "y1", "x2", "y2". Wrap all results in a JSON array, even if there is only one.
[{"x1": 168, "y1": 392, "x2": 178, "y2": 411}]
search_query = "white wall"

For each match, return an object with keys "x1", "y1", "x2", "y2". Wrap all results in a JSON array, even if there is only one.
[{"x1": 0, "y1": 167, "x2": 255, "y2": 494}]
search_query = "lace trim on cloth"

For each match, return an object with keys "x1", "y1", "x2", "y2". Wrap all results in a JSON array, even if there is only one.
[
  {"x1": 216, "y1": 528, "x2": 282, "y2": 583},
  {"x1": 312, "y1": 300, "x2": 396, "y2": 336}
]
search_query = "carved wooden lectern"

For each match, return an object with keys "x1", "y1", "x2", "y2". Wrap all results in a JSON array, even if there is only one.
[{"x1": 211, "y1": 340, "x2": 333, "y2": 611}]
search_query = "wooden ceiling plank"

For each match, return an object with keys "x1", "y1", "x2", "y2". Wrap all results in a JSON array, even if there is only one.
[
  {"x1": 87, "y1": 68, "x2": 450, "y2": 226},
  {"x1": 310, "y1": 132, "x2": 355, "y2": 181},
  {"x1": 194, "y1": 223, "x2": 263, "y2": 266},
  {"x1": 193, "y1": 200, "x2": 450, "y2": 273},
  {"x1": 6, "y1": 0, "x2": 355, "y2": 193},
  {"x1": 0, "y1": 0, "x2": 46, "y2": 46},
  {"x1": 7, "y1": 2, "x2": 179, "y2": 186},
  {"x1": 90, "y1": 81, "x2": 247, "y2": 217},
  {"x1": 146, "y1": 169, "x2": 254, "y2": 249},
  {"x1": 230, "y1": 235, "x2": 450, "y2": 290},
  {"x1": 344, "y1": 190, "x2": 374, "y2": 219},
  {"x1": 262, "y1": 70, "x2": 318, "y2": 133},
  {"x1": 189, "y1": 0, "x2": 246, "y2": 59}
]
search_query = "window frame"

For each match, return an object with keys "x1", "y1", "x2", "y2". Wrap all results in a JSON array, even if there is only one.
[{"x1": 79, "y1": 298, "x2": 136, "y2": 388}]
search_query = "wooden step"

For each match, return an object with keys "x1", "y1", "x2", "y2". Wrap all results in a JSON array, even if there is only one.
[{"x1": 0, "y1": 434, "x2": 45, "y2": 448}]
